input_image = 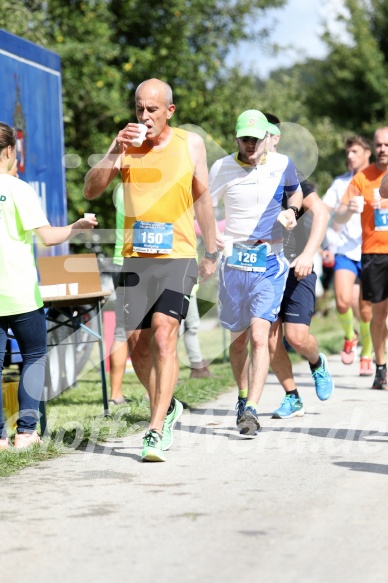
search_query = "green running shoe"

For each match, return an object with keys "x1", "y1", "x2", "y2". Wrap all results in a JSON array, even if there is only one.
[
  {"x1": 161, "y1": 398, "x2": 183, "y2": 451},
  {"x1": 141, "y1": 430, "x2": 166, "y2": 462}
]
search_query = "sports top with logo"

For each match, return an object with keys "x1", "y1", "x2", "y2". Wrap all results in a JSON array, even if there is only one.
[
  {"x1": 209, "y1": 150, "x2": 300, "y2": 330},
  {"x1": 0, "y1": 174, "x2": 49, "y2": 316},
  {"x1": 210, "y1": 150, "x2": 300, "y2": 244},
  {"x1": 121, "y1": 127, "x2": 197, "y2": 259},
  {"x1": 341, "y1": 163, "x2": 387, "y2": 254}
]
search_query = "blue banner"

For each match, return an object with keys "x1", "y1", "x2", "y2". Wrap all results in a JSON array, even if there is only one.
[{"x1": 0, "y1": 29, "x2": 67, "y2": 256}]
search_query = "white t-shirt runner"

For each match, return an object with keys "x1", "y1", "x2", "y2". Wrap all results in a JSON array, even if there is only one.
[
  {"x1": 322, "y1": 170, "x2": 361, "y2": 262},
  {"x1": 0, "y1": 174, "x2": 49, "y2": 316},
  {"x1": 209, "y1": 151, "x2": 300, "y2": 242}
]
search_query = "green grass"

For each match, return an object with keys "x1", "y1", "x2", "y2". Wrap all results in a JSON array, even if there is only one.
[
  {"x1": 0, "y1": 308, "x2": 344, "y2": 477},
  {"x1": 310, "y1": 312, "x2": 344, "y2": 356},
  {"x1": 0, "y1": 326, "x2": 235, "y2": 478}
]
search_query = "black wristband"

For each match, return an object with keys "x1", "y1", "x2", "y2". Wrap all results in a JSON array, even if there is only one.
[
  {"x1": 204, "y1": 250, "x2": 219, "y2": 260},
  {"x1": 288, "y1": 205, "x2": 299, "y2": 220}
]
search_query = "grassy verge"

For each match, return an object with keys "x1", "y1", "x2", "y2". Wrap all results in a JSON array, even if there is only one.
[
  {"x1": 0, "y1": 337, "x2": 235, "y2": 478},
  {"x1": 0, "y1": 310, "x2": 343, "y2": 477}
]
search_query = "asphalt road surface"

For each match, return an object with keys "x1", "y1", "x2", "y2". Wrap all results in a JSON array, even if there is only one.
[{"x1": 1, "y1": 353, "x2": 387, "y2": 583}]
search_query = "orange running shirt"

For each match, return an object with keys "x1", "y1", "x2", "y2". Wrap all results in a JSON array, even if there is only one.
[
  {"x1": 121, "y1": 128, "x2": 197, "y2": 259},
  {"x1": 341, "y1": 163, "x2": 388, "y2": 254}
]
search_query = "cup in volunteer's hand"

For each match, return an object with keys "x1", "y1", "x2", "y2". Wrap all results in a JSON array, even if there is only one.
[
  {"x1": 132, "y1": 124, "x2": 147, "y2": 147},
  {"x1": 353, "y1": 196, "x2": 364, "y2": 213},
  {"x1": 84, "y1": 213, "x2": 96, "y2": 219}
]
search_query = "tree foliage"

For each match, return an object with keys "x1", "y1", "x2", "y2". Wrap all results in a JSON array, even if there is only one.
[
  {"x1": 257, "y1": 0, "x2": 388, "y2": 194},
  {"x1": 0, "y1": 0, "x2": 286, "y2": 238},
  {"x1": 4, "y1": 0, "x2": 388, "y2": 227},
  {"x1": 305, "y1": 0, "x2": 388, "y2": 131}
]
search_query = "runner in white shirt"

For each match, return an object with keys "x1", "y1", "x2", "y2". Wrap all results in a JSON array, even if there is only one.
[
  {"x1": 322, "y1": 136, "x2": 373, "y2": 375},
  {"x1": 210, "y1": 110, "x2": 302, "y2": 436}
]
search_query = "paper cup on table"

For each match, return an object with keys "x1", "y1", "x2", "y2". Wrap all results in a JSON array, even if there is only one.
[
  {"x1": 39, "y1": 285, "x2": 58, "y2": 298},
  {"x1": 68, "y1": 282, "x2": 79, "y2": 295},
  {"x1": 353, "y1": 195, "x2": 364, "y2": 213},
  {"x1": 56, "y1": 283, "x2": 66, "y2": 296},
  {"x1": 223, "y1": 235, "x2": 234, "y2": 257},
  {"x1": 132, "y1": 123, "x2": 147, "y2": 147}
]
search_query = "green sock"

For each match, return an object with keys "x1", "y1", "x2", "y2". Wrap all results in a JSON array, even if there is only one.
[
  {"x1": 360, "y1": 320, "x2": 373, "y2": 357},
  {"x1": 336, "y1": 308, "x2": 354, "y2": 340},
  {"x1": 246, "y1": 400, "x2": 257, "y2": 411},
  {"x1": 238, "y1": 389, "x2": 248, "y2": 399}
]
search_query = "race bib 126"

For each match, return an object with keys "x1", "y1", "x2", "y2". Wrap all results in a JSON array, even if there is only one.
[{"x1": 227, "y1": 243, "x2": 267, "y2": 272}]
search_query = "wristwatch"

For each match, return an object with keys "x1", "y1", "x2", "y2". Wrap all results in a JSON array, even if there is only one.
[
  {"x1": 288, "y1": 206, "x2": 299, "y2": 220},
  {"x1": 204, "y1": 250, "x2": 219, "y2": 260}
]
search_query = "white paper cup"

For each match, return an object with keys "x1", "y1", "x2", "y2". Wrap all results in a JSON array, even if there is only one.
[
  {"x1": 39, "y1": 285, "x2": 58, "y2": 298},
  {"x1": 56, "y1": 283, "x2": 66, "y2": 296},
  {"x1": 68, "y1": 282, "x2": 79, "y2": 295},
  {"x1": 84, "y1": 213, "x2": 96, "y2": 219},
  {"x1": 132, "y1": 123, "x2": 147, "y2": 147},
  {"x1": 354, "y1": 195, "x2": 364, "y2": 213},
  {"x1": 278, "y1": 214, "x2": 290, "y2": 227},
  {"x1": 223, "y1": 235, "x2": 234, "y2": 257}
]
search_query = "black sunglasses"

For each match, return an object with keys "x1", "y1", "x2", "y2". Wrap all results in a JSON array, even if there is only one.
[{"x1": 239, "y1": 136, "x2": 260, "y2": 143}]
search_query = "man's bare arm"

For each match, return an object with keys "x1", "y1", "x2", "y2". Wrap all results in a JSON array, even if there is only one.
[
  {"x1": 334, "y1": 180, "x2": 361, "y2": 223},
  {"x1": 84, "y1": 123, "x2": 144, "y2": 200},
  {"x1": 291, "y1": 192, "x2": 330, "y2": 280},
  {"x1": 277, "y1": 189, "x2": 303, "y2": 230},
  {"x1": 188, "y1": 132, "x2": 217, "y2": 281},
  {"x1": 84, "y1": 139, "x2": 121, "y2": 200}
]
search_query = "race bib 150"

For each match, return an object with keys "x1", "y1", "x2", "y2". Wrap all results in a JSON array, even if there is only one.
[{"x1": 133, "y1": 221, "x2": 173, "y2": 254}]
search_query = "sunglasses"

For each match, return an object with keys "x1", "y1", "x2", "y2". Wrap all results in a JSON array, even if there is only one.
[{"x1": 239, "y1": 136, "x2": 262, "y2": 144}]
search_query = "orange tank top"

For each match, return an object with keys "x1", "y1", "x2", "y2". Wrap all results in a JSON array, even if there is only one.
[
  {"x1": 121, "y1": 128, "x2": 197, "y2": 258},
  {"x1": 341, "y1": 164, "x2": 388, "y2": 254}
]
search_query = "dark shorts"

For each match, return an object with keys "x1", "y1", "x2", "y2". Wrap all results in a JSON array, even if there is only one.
[
  {"x1": 109, "y1": 269, "x2": 126, "y2": 342},
  {"x1": 278, "y1": 269, "x2": 317, "y2": 325},
  {"x1": 123, "y1": 258, "x2": 198, "y2": 330},
  {"x1": 361, "y1": 254, "x2": 388, "y2": 303}
]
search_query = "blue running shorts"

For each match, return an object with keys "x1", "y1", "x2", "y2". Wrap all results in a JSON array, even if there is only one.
[
  {"x1": 333, "y1": 254, "x2": 362, "y2": 279},
  {"x1": 218, "y1": 252, "x2": 289, "y2": 332}
]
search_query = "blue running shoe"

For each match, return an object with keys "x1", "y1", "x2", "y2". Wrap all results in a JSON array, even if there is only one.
[
  {"x1": 235, "y1": 396, "x2": 247, "y2": 426},
  {"x1": 272, "y1": 394, "x2": 304, "y2": 419},
  {"x1": 311, "y1": 353, "x2": 335, "y2": 401},
  {"x1": 237, "y1": 406, "x2": 260, "y2": 436}
]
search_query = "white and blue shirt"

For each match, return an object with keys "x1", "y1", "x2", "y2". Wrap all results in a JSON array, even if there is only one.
[
  {"x1": 209, "y1": 151, "x2": 300, "y2": 242},
  {"x1": 322, "y1": 170, "x2": 361, "y2": 261}
]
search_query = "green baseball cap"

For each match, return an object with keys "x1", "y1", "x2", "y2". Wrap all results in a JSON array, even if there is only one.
[
  {"x1": 235, "y1": 109, "x2": 270, "y2": 139},
  {"x1": 263, "y1": 112, "x2": 281, "y2": 136},
  {"x1": 267, "y1": 123, "x2": 281, "y2": 136}
]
